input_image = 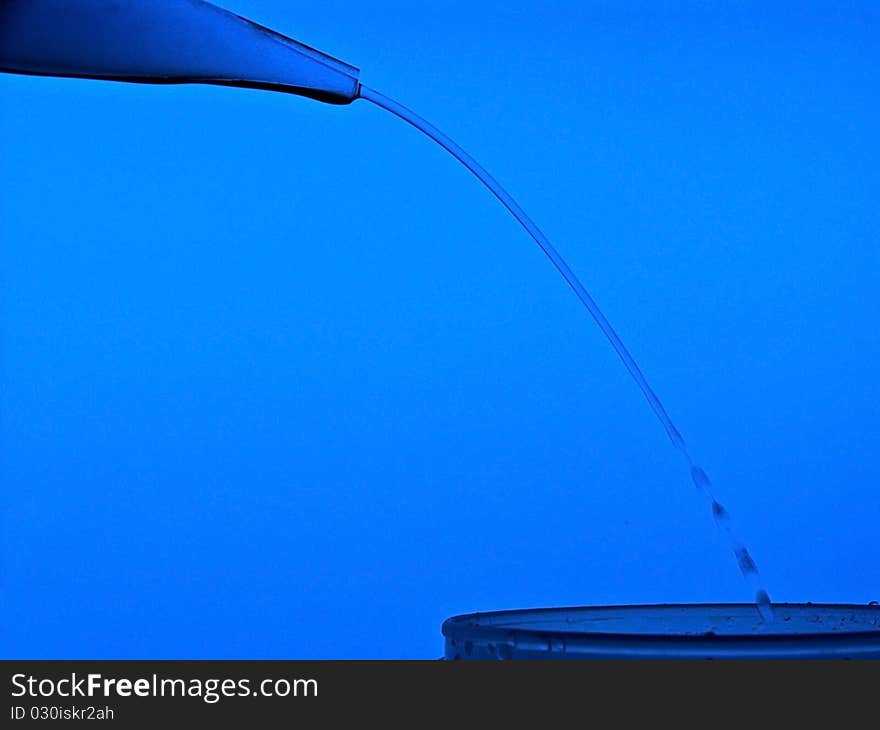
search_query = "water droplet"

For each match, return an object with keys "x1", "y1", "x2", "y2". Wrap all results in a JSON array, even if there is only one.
[
  {"x1": 735, "y1": 547, "x2": 758, "y2": 576},
  {"x1": 691, "y1": 466, "x2": 711, "y2": 493},
  {"x1": 711, "y1": 499, "x2": 729, "y2": 525},
  {"x1": 756, "y1": 590, "x2": 774, "y2": 623}
]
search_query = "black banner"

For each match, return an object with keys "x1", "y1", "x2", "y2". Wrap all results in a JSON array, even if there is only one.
[{"x1": 2, "y1": 660, "x2": 876, "y2": 724}]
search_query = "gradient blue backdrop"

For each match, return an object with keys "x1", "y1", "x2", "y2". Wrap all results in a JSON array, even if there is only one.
[{"x1": 2, "y1": 1, "x2": 878, "y2": 658}]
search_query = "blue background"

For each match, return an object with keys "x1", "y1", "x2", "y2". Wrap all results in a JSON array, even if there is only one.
[{"x1": 2, "y1": 1, "x2": 878, "y2": 658}]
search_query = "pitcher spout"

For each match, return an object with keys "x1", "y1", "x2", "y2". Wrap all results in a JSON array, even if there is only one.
[{"x1": 0, "y1": 0, "x2": 360, "y2": 104}]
